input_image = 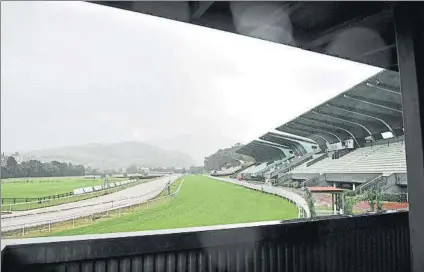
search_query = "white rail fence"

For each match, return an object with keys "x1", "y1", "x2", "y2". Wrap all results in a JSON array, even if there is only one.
[
  {"x1": 2, "y1": 177, "x2": 185, "y2": 236},
  {"x1": 1, "y1": 178, "x2": 172, "y2": 219},
  {"x1": 1, "y1": 178, "x2": 152, "y2": 212},
  {"x1": 2, "y1": 187, "x2": 160, "y2": 220},
  {"x1": 209, "y1": 176, "x2": 311, "y2": 218}
]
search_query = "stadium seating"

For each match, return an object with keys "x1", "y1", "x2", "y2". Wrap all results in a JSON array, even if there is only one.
[
  {"x1": 291, "y1": 141, "x2": 406, "y2": 175},
  {"x1": 266, "y1": 153, "x2": 314, "y2": 178},
  {"x1": 239, "y1": 159, "x2": 289, "y2": 178},
  {"x1": 255, "y1": 160, "x2": 286, "y2": 175},
  {"x1": 240, "y1": 162, "x2": 268, "y2": 175}
]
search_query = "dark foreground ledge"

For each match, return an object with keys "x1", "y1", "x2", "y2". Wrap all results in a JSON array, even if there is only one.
[{"x1": 1, "y1": 211, "x2": 410, "y2": 272}]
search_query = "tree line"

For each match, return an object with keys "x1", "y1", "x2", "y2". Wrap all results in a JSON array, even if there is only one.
[
  {"x1": 204, "y1": 143, "x2": 254, "y2": 171},
  {"x1": 1, "y1": 156, "x2": 85, "y2": 179},
  {"x1": 1, "y1": 156, "x2": 198, "y2": 179}
]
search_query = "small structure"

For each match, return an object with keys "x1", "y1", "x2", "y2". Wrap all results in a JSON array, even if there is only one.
[
  {"x1": 103, "y1": 175, "x2": 110, "y2": 189},
  {"x1": 167, "y1": 178, "x2": 171, "y2": 195},
  {"x1": 307, "y1": 186, "x2": 345, "y2": 215}
]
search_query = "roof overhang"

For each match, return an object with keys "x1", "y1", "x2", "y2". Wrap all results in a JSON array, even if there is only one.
[
  {"x1": 235, "y1": 140, "x2": 286, "y2": 163},
  {"x1": 276, "y1": 70, "x2": 403, "y2": 147},
  {"x1": 91, "y1": 1, "x2": 398, "y2": 71},
  {"x1": 259, "y1": 132, "x2": 312, "y2": 156}
]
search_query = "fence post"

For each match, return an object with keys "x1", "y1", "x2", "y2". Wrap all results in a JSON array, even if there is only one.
[
  {"x1": 91, "y1": 214, "x2": 93, "y2": 224},
  {"x1": 73, "y1": 217, "x2": 75, "y2": 227},
  {"x1": 48, "y1": 222, "x2": 51, "y2": 232},
  {"x1": 22, "y1": 225, "x2": 25, "y2": 236}
]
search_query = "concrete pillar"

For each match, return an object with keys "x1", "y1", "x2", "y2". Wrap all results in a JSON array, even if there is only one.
[{"x1": 395, "y1": 4, "x2": 424, "y2": 270}]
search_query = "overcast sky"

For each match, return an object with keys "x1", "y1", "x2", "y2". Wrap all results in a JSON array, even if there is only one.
[{"x1": 1, "y1": 2, "x2": 382, "y2": 161}]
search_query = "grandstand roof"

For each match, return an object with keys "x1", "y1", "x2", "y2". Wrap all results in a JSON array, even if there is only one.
[
  {"x1": 235, "y1": 140, "x2": 287, "y2": 163},
  {"x1": 93, "y1": 2, "x2": 403, "y2": 150},
  {"x1": 259, "y1": 132, "x2": 310, "y2": 157},
  {"x1": 237, "y1": 70, "x2": 403, "y2": 157},
  {"x1": 92, "y1": 1, "x2": 398, "y2": 71},
  {"x1": 277, "y1": 70, "x2": 403, "y2": 147}
]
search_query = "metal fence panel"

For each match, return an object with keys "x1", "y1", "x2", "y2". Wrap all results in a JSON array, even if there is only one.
[{"x1": 1, "y1": 212, "x2": 410, "y2": 272}]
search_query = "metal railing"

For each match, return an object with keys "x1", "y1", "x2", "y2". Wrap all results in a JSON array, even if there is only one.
[
  {"x1": 302, "y1": 174, "x2": 322, "y2": 187},
  {"x1": 1, "y1": 192, "x2": 73, "y2": 204},
  {"x1": 1, "y1": 211, "x2": 410, "y2": 272},
  {"x1": 269, "y1": 153, "x2": 314, "y2": 178},
  {"x1": 306, "y1": 152, "x2": 328, "y2": 166},
  {"x1": 1, "y1": 177, "x2": 184, "y2": 237},
  {"x1": 357, "y1": 174, "x2": 385, "y2": 193}
]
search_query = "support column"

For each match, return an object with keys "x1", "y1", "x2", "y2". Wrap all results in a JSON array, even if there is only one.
[{"x1": 394, "y1": 3, "x2": 424, "y2": 272}]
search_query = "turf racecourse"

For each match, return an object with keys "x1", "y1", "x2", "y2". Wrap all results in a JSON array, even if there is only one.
[
  {"x1": 50, "y1": 175, "x2": 298, "y2": 236},
  {"x1": 1, "y1": 176, "x2": 130, "y2": 211},
  {"x1": 1, "y1": 177, "x2": 109, "y2": 199}
]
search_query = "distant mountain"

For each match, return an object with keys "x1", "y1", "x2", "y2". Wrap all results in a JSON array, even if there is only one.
[
  {"x1": 22, "y1": 141, "x2": 195, "y2": 169},
  {"x1": 148, "y1": 134, "x2": 241, "y2": 165}
]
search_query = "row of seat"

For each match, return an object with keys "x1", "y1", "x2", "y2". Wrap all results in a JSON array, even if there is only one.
[
  {"x1": 240, "y1": 162, "x2": 269, "y2": 175},
  {"x1": 291, "y1": 142, "x2": 406, "y2": 175}
]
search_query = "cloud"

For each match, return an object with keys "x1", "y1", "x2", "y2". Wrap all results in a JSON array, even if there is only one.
[{"x1": 1, "y1": 1, "x2": 382, "y2": 161}]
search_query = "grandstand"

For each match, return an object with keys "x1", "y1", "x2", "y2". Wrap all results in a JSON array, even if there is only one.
[
  {"x1": 210, "y1": 165, "x2": 242, "y2": 176},
  {"x1": 240, "y1": 163, "x2": 268, "y2": 175},
  {"x1": 235, "y1": 70, "x2": 407, "y2": 196},
  {"x1": 239, "y1": 161, "x2": 283, "y2": 181},
  {"x1": 292, "y1": 140, "x2": 406, "y2": 175}
]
